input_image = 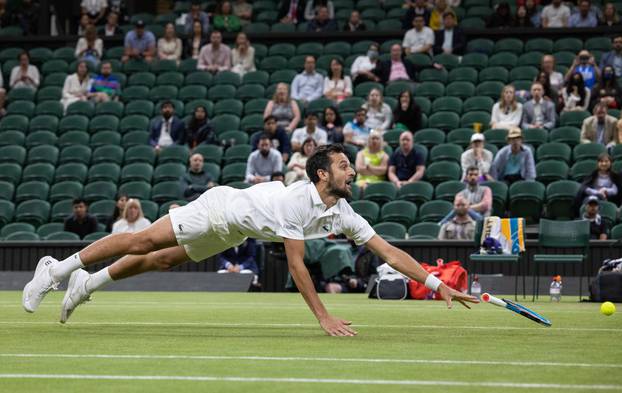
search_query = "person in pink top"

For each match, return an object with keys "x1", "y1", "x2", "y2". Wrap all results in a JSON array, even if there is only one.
[
  {"x1": 197, "y1": 30, "x2": 232, "y2": 73},
  {"x1": 373, "y1": 44, "x2": 442, "y2": 84}
]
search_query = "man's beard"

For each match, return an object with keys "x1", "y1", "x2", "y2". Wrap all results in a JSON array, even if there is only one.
[
  {"x1": 327, "y1": 176, "x2": 352, "y2": 199},
  {"x1": 260, "y1": 149, "x2": 270, "y2": 157}
]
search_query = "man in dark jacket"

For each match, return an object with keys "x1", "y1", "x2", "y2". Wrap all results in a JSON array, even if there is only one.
[
  {"x1": 64, "y1": 198, "x2": 98, "y2": 239},
  {"x1": 179, "y1": 153, "x2": 214, "y2": 201},
  {"x1": 373, "y1": 44, "x2": 442, "y2": 84},
  {"x1": 217, "y1": 238, "x2": 259, "y2": 274},
  {"x1": 149, "y1": 101, "x2": 186, "y2": 149},
  {"x1": 278, "y1": 0, "x2": 306, "y2": 24},
  {"x1": 433, "y1": 12, "x2": 466, "y2": 56},
  {"x1": 250, "y1": 115, "x2": 291, "y2": 162}
]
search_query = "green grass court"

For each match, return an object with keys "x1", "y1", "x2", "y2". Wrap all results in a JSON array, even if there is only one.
[{"x1": 0, "y1": 291, "x2": 620, "y2": 392}]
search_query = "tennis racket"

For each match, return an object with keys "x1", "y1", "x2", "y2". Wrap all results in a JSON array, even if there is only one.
[{"x1": 481, "y1": 292, "x2": 552, "y2": 327}]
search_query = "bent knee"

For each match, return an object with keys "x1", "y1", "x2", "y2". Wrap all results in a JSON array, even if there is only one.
[
  {"x1": 126, "y1": 233, "x2": 156, "y2": 255},
  {"x1": 152, "y1": 251, "x2": 177, "y2": 271}
]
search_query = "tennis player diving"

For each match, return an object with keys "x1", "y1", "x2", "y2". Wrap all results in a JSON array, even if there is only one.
[{"x1": 23, "y1": 144, "x2": 478, "y2": 336}]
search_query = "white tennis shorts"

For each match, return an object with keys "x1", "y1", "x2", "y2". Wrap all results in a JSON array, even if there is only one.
[{"x1": 168, "y1": 187, "x2": 247, "y2": 262}]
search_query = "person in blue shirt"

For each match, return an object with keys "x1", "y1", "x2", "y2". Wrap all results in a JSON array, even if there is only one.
[
  {"x1": 217, "y1": 238, "x2": 259, "y2": 275},
  {"x1": 490, "y1": 127, "x2": 536, "y2": 184},
  {"x1": 566, "y1": 50, "x2": 601, "y2": 90},
  {"x1": 122, "y1": 20, "x2": 156, "y2": 63},
  {"x1": 568, "y1": 0, "x2": 598, "y2": 27}
]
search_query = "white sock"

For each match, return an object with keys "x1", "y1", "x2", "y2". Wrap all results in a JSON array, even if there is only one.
[
  {"x1": 51, "y1": 253, "x2": 85, "y2": 282},
  {"x1": 85, "y1": 267, "x2": 113, "y2": 293}
]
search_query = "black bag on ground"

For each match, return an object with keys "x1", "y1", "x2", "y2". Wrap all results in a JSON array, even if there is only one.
[{"x1": 589, "y1": 258, "x2": 622, "y2": 302}]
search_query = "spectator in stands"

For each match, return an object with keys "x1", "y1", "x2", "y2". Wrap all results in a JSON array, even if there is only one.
[
  {"x1": 105, "y1": 193, "x2": 128, "y2": 232},
  {"x1": 441, "y1": 166, "x2": 492, "y2": 224},
  {"x1": 580, "y1": 103, "x2": 619, "y2": 145},
  {"x1": 81, "y1": 0, "x2": 108, "y2": 25},
  {"x1": 363, "y1": 88, "x2": 392, "y2": 132},
  {"x1": 185, "y1": 106, "x2": 216, "y2": 148},
  {"x1": 291, "y1": 112, "x2": 328, "y2": 151},
  {"x1": 307, "y1": 5, "x2": 338, "y2": 32},
  {"x1": 355, "y1": 131, "x2": 389, "y2": 190},
  {"x1": 523, "y1": 0, "x2": 542, "y2": 27},
  {"x1": 438, "y1": 195, "x2": 476, "y2": 240},
  {"x1": 402, "y1": 0, "x2": 431, "y2": 30},
  {"x1": 566, "y1": 50, "x2": 600, "y2": 90},
  {"x1": 245, "y1": 134, "x2": 284, "y2": 184},
  {"x1": 185, "y1": 20, "x2": 208, "y2": 60},
  {"x1": 9, "y1": 51, "x2": 39, "y2": 90},
  {"x1": 0, "y1": 0, "x2": 12, "y2": 29},
  {"x1": 291, "y1": 56, "x2": 324, "y2": 105},
  {"x1": 343, "y1": 108, "x2": 371, "y2": 147},
  {"x1": 61, "y1": 61, "x2": 92, "y2": 112},
  {"x1": 403, "y1": 15, "x2": 435, "y2": 56},
  {"x1": 0, "y1": 74, "x2": 5, "y2": 119},
  {"x1": 461, "y1": 133, "x2": 494, "y2": 181},
  {"x1": 180, "y1": 153, "x2": 215, "y2": 201},
  {"x1": 343, "y1": 10, "x2": 366, "y2": 31},
  {"x1": 278, "y1": 0, "x2": 307, "y2": 24},
  {"x1": 486, "y1": 2, "x2": 513, "y2": 28},
  {"x1": 375, "y1": 44, "x2": 441, "y2": 84},
  {"x1": 569, "y1": 0, "x2": 598, "y2": 28},
  {"x1": 522, "y1": 82, "x2": 557, "y2": 130},
  {"x1": 535, "y1": 70, "x2": 557, "y2": 102},
  {"x1": 64, "y1": 198, "x2": 98, "y2": 239},
  {"x1": 541, "y1": 0, "x2": 570, "y2": 27},
  {"x1": 77, "y1": 13, "x2": 91, "y2": 36},
  {"x1": 350, "y1": 43, "x2": 381, "y2": 85},
  {"x1": 513, "y1": 5, "x2": 534, "y2": 27},
  {"x1": 429, "y1": 0, "x2": 453, "y2": 30},
  {"x1": 263, "y1": 83, "x2": 301, "y2": 133},
  {"x1": 304, "y1": 0, "x2": 334, "y2": 21},
  {"x1": 89, "y1": 61, "x2": 120, "y2": 103},
  {"x1": 149, "y1": 101, "x2": 186, "y2": 149},
  {"x1": 231, "y1": 32, "x2": 255, "y2": 77},
  {"x1": 102, "y1": 11, "x2": 120, "y2": 36},
  {"x1": 393, "y1": 89, "x2": 422, "y2": 132},
  {"x1": 217, "y1": 239, "x2": 259, "y2": 279},
  {"x1": 575, "y1": 153, "x2": 622, "y2": 213},
  {"x1": 75, "y1": 25, "x2": 103, "y2": 68},
  {"x1": 562, "y1": 73, "x2": 591, "y2": 112},
  {"x1": 185, "y1": 1, "x2": 210, "y2": 34},
  {"x1": 600, "y1": 3, "x2": 620, "y2": 27},
  {"x1": 491, "y1": 127, "x2": 536, "y2": 184},
  {"x1": 157, "y1": 23, "x2": 183, "y2": 63},
  {"x1": 197, "y1": 30, "x2": 232, "y2": 73},
  {"x1": 122, "y1": 20, "x2": 156, "y2": 63},
  {"x1": 540, "y1": 55, "x2": 565, "y2": 94},
  {"x1": 591, "y1": 66, "x2": 622, "y2": 110},
  {"x1": 233, "y1": 0, "x2": 253, "y2": 25},
  {"x1": 252, "y1": 115, "x2": 292, "y2": 162},
  {"x1": 600, "y1": 36, "x2": 622, "y2": 78},
  {"x1": 213, "y1": 1, "x2": 242, "y2": 33},
  {"x1": 491, "y1": 85, "x2": 523, "y2": 129},
  {"x1": 111, "y1": 198, "x2": 151, "y2": 234},
  {"x1": 285, "y1": 137, "x2": 316, "y2": 185},
  {"x1": 271, "y1": 171, "x2": 285, "y2": 183},
  {"x1": 433, "y1": 11, "x2": 466, "y2": 55},
  {"x1": 322, "y1": 106, "x2": 344, "y2": 144},
  {"x1": 16, "y1": 0, "x2": 38, "y2": 35},
  {"x1": 323, "y1": 58, "x2": 352, "y2": 104},
  {"x1": 388, "y1": 131, "x2": 425, "y2": 188},
  {"x1": 582, "y1": 196, "x2": 608, "y2": 239}
]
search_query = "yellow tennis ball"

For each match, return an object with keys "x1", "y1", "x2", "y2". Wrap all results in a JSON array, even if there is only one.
[{"x1": 600, "y1": 302, "x2": 616, "y2": 316}]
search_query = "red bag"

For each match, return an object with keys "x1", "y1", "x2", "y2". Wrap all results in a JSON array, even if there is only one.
[{"x1": 408, "y1": 259, "x2": 468, "y2": 300}]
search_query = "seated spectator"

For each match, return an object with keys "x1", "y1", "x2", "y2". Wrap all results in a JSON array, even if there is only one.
[
  {"x1": 322, "y1": 106, "x2": 344, "y2": 144},
  {"x1": 491, "y1": 127, "x2": 536, "y2": 184},
  {"x1": 81, "y1": 0, "x2": 107, "y2": 25},
  {"x1": 577, "y1": 153, "x2": 621, "y2": 207},
  {"x1": 105, "y1": 193, "x2": 128, "y2": 233},
  {"x1": 569, "y1": 0, "x2": 597, "y2": 28},
  {"x1": 363, "y1": 88, "x2": 392, "y2": 132},
  {"x1": 0, "y1": 75, "x2": 5, "y2": 119},
  {"x1": 600, "y1": 3, "x2": 620, "y2": 27},
  {"x1": 429, "y1": 0, "x2": 453, "y2": 30},
  {"x1": 185, "y1": 106, "x2": 216, "y2": 148},
  {"x1": 16, "y1": 0, "x2": 38, "y2": 35},
  {"x1": 373, "y1": 44, "x2": 417, "y2": 84},
  {"x1": 291, "y1": 112, "x2": 328, "y2": 151},
  {"x1": 291, "y1": 56, "x2": 324, "y2": 105},
  {"x1": 441, "y1": 166, "x2": 492, "y2": 224},
  {"x1": 566, "y1": 50, "x2": 600, "y2": 90},
  {"x1": 491, "y1": 85, "x2": 523, "y2": 129},
  {"x1": 433, "y1": 11, "x2": 466, "y2": 55},
  {"x1": 486, "y1": 2, "x2": 512, "y2": 28},
  {"x1": 600, "y1": 36, "x2": 622, "y2": 78},
  {"x1": 540, "y1": 55, "x2": 565, "y2": 94},
  {"x1": 61, "y1": 61, "x2": 92, "y2": 112},
  {"x1": 217, "y1": 239, "x2": 259, "y2": 280},
  {"x1": 78, "y1": 12, "x2": 91, "y2": 36},
  {"x1": 251, "y1": 115, "x2": 292, "y2": 162},
  {"x1": 461, "y1": 133, "x2": 494, "y2": 181},
  {"x1": 438, "y1": 195, "x2": 476, "y2": 240},
  {"x1": 402, "y1": 14, "x2": 435, "y2": 56},
  {"x1": 157, "y1": 23, "x2": 183, "y2": 63},
  {"x1": 393, "y1": 89, "x2": 422, "y2": 132},
  {"x1": 102, "y1": 11, "x2": 120, "y2": 36},
  {"x1": 304, "y1": 0, "x2": 334, "y2": 21},
  {"x1": 263, "y1": 83, "x2": 301, "y2": 133},
  {"x1": 278, "y1": 0, "x2": 306, "y2": 24},
  {"x1": 307, "y1": 5, "x2": 338, "y2": 32},
  {"x1": 185, "y1": 20, "x2": 207, "y2": 60},
  {"x1": 184, "y1": 1, "x2": 210, "y2": 34},
  {"x1": 523, "y1": 0, "x2": 542, "y2": 27},
  {"x1": 522, "y1": 82, "x2": 557, "y2": 130},
  {"x1": 149, "y1": 101, "x2": 186, "y2": 149},
  {"x1": 89, "y1": 61, "x2": 120, "y2": 103},
  {"x1": 233, "y1": 0, "x2": 253, "y2": 25},
  {"x1": 9, "y1": 51, "x2": 39, "y2": 90},
  {"x1": 75, "y1": 25, "x2": 103, "y2": 68},
  {"x1": 402, "y1": 0, "x2": 431, "y2": 30},
  {"x1": 231, "y1": 32, "x2": 255, "y2": 77},
  {"x1": 245, "y1": 134, "x2": 283, "y2": 184},
  {"x1": 513, "y1": 5, "x2": 534, "y2": 27},
  {"x1": 0, "y1": 0, "x2": 12, "y2": 28},
  {"x1": 541, "y1": 0, "x2": 570, "y2": 27},
  {"x1": 343, "y1": 108, "x2": 371, "y2": 147},
  {"x1": 350, "y1": 43, "x2": 381, "y2": 85},
  {"x1": 122, "y1": 20, "x2": 156, "y2": 63},
  {"x1": 355, "y1": 131, "x2": 389, "y2": 190},
  {"x1": 112, "y1": 198, "x2": 151, "y2": 234},
  {"x1": 180, "y1": 153, "x2": 215, "y2": 201},
  {"x1": 535, "y1": 70, "x2": 557, "y2": 102},
  {"x1": 388, "y1": 131, "x2": 425, "y2": 188},
  {"x1": 591, "y1": 66, "x2": 622, "y2": 110},
  {"x1": 213, "y1": 1, "x2": 242, "y2": 33},
  {"x1": 285, "y1": 138, "x2": 317, "y2": 185},
  {"x1": 580, "y1": 103, "x2": 619, "y2": 146},
  {"x1": 343, "y1": 10, "x2": 366, "y2": 31},
  {"x1": 323, "y1": 58, "x2": 352, "y2": 104},
  {"x1": 197, "y1": 30, "x2": 231, "y2": 73},
  {"x1": 64, "y1": 198, "x2": 98, "y2": 239},
  {"x1": 583, "y1": 196, "x2": 608, "y2": 239},
  {"x1": 562, "y1": 73, "x2": 591, "y2": 112},
  {"x1": 271, "y1": 171, "x2": 285, "y2": 183}
]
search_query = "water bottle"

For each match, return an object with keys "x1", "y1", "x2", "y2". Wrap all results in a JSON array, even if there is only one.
[
  {"x1": 550, "y1": 275, "x2": 562, "y2": 302},
  {"x1": 470, "y1": 274, "x2": 481, "y2": 299}
]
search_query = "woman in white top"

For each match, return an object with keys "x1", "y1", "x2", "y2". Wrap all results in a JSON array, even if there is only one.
[
  {"x1": 562, "y1": 73, "x2": 591, "y2": 112},
  {"x1": 9, "y1": 51, "x2": 39, "y2": 90},
  {"x1": 231, "y1": 32, "x2": 256, "y2": 76},
  {"x1": 363, "y1": 88, "x2": 392, "y2": 131},
  {"x1": 158, "y1": 23, "x2": 183, "y2": 63},
  {"x1": 75, "y1": 25, "x2": 103, "y2": 68},
  {"x1": 61, "y1": 61, "x2": 91, "y2": 111},
  {"x1": 285, "y1": 137, "x2": 317, "y2": 185},
  {"x1": 323, "y1": 58, "x2": 352, "y2": 104},
  {"x1": 490, "y1": 85, "x2": 523, "y2": 129},
  {"x1": 112, "y1": 198, "x2": 152, "y2": 234}
]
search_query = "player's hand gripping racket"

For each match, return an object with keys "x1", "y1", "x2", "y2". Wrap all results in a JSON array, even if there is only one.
[{"x1": 481, "y1": 293, "x2": 552, "y2": 327}]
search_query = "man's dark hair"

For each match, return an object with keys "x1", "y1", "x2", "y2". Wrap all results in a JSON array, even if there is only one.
[
  {"x1": 466, "y1": 166, "x2": 479, "y2": 173},
  {"x1": 306, "y1": 144, "x2": 346, "y2": 183},
  {"x1": 72, "y1": 198, "x2": 87, "y2": 206},
  {"x1": 355, "y1": 108, "x2": 367, "y2": 115},
  {"x1": 161, "y1": 100, "x2": 174, "y2": 109},
  {"x1": 264, "y1": 115, "x2": 277, "y2": 123},
  {"x1": 258, "y1": 133, "x2": 271, "y2": 142}
]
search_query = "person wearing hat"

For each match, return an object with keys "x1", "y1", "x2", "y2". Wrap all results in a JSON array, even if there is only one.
[
  {"x1": 290, "y1": 112, "x2": 328, "y2": 152},
  {"x1": 122, "y1": 20, "x2": 156, "y2": 63},
  {"x1": 461, "y1": 133, "x2": 494, "y2": 182},
  {"x1": 583, "y1": 196, "x2": 608, "y2": 240},
  {"x1": 490, "y1": 127, "x2": 536, "y2": 184}
]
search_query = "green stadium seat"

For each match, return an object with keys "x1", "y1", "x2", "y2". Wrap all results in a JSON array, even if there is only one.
[
  {"x1": 95, "y1": 101, "x2": 124, "y2": 118},
  {"x1": 121, "y1": 163, "x2": 154, "y2": 184},
  {"x1": 0, "y1": 162, "x2": 22, "y2": 185},
  {"x1": 408, "y1": 222, "x2": 440, "y2": 239},
  {"x1": 573, "y1": 143, "x2": 606, "y2": 162},
  {"x1": 445, "y1": 81, "x2": 475, "y2": 100},
  {"x1": 118, "y1": 181, "x2": 152, "y2": 200},
  {"x1": 448, "y1": 68, "x2": 478, "y2": 86},
  {"x1": 22, "y1": 163, "x2": 55, "y2": 183},
  {"x1": 40, "y1": 72, "x2": 68, "y2": 88},
  {"x1": 536, "y1": 142, "x2": 572, "y2": 164},
  {"x1": 192, "y1": 144, "x2": 223, "y2": 165},
  {"x1": 0, "y1": 130, "x2": 25, "y2": 147},
  {"x1": 425, "y1": 161, "x2": 461, "y2": 185},
  {"x1": 124, "y1": 100, "x2": 154, "y2": 117},
  {"x1": 0, "y1": 145, "x2": 26, "y2": 166},
  {"x1": 509, "y1": 66, "x2": 539, "y2": 82},
  {"x1": 476, "y1": 81, "x2": 505, "y2": 100},
  {"x1": 525, "y1": 38, "x2": 554, "y2": 53},
  {"x1": 122, "y1": 131, "x2": 150, "y2": 148},
  {"x1": 559, "y1": 111, "x2": 590, "y2": 129},
  {"x1": 211, "y1": 114, "x2": 241, "y2": 134},
  {"x1": 418, "y1": 200, "x2": 453, "y2": 223},
  {"x1": 150, "y1": 86, "x2": 178, "y2": 102},
  {"x1": 15, "y1": 180, "x2": 49, "y2": 203},
  {"x1": 478, "y1": 66, "x2": 509, "y2": 83},
  {"x1": 59, "y1": 115, "x2": 90, "y2": 134},
  {"x1": 466, "y1": 6, "x2": 492, "y2": 19},
  {"x1": 219, "y1": 130, "x2": 249, "y2": 145},
  {"x1": 178, "y1": 85, "x2": 208, "y2": 102},
  {"x1": 89, "y1": 115, "x2": 120, "y2": 134},
  {"x1": 120, "y1": 115, "x2": 150, "y2": 134},
  {"x1": 536, "y1": 160, "x2": 569, "y2": 184},
  {"x1": 430, "y1": 143, "x2": 463, "y2": 163},
  {"x1": 570, "y1": 160, "x2": 597, "y2": 182},
  {"x1": 42, "y1": 231, "x2": 79, "y2": 240},
  {"x1": 413, "y1": 128, "x2": 445, "y2": 147},
  {"x1": 153, "y1": 163, "x2": 186, "y2": 183},
  {"x1": 434, "y1": 180, "x2": 466, "y2": 202},
  {"x1": 545, "y1": 180, "x2": 580, "y2": 220},
  {"x1": 431, "y1": 97, "x2": 462, "y2": 114},
  {"x1": 270, "y1": 23, "x2": 296, "y2": 33},
  {"x1": 1, "y1": 222, "x2": 36, "y2": 238},
  {"x1": 522, "y1": 128, "x2": 548, "y2": 148},
  {"x1": 83, "y1": 181, "x2": 117, "y2": 202},
  {"x1": 36, "y1": 86, "x2": 63, "y2": 102},
  {"x1": 90, "y1": 131, "x2": 121, "y2": 148},
  {"x1": 221, "y1": 163, "x2": 247, "y2": 184},
  {"x1": 363, "y1": 181, "x2": 397, "y2": 206},
  {"x1": 140, "y1": 200, "x2": 158, "y2": 222},
  {"x1": 7, "y1": 100, "x2": 35, "y2": 117},
  {"x1": 124, "y1": 145, "x2": 156, "y2": 165},
  {"x1": 338, "y1": 97, "x2": 366, "y2": 113},
  {"x1": 83, "y1": 232, "x2": 109, "y2": 241},
  {"x1": 50, "y1": 199, "x2": 73, "y2": 222},
  {"x1": 415, "y1": 82, "x2": 444, "y2": 100},
  {"x1": 122, "y1": 86, "x2": 150, "y2": 102},
  {"x1": 373, "y1": 222, "x2": 406, "y2": 240},
  {"x1": 350, "y1": 200, "x2": 380, "y2": 225},
  {"x1": 54, "y1": 163, "x2": 88, "y2": 183},
  {"x1": 66, "y1": 101, "x2": 95, "y2": 118},
  {"x1": 446, "y1": 128, "x2": 474, "y2": 148},
  {"x1": 585, "y1": 37, "x2": 611, "y2": 52},
  {"x1": 380, "y1": 200, "x2": 418, "y2": 228},
  {"x1": 0, "y1": 180, "x2": 14, "y2": 200},
  {"x1": 611, "y1": 223, "x2": 622, "y2": 239},
  {"x1": 213, "y1": 71, "x2": 241, "y2": 87},
  {"x1": 354, "y1": 81, "x2": 383, "y2": 98},
  {"x1": 208, "y1": 85, "x2": 237, "y2": 101},
  {"x1": 29, "y1": 115, "x2": 59, "y2": 133},
  {"x1": 41, "y1": 59, "x2": 69, "y2": 75},
  {"x1": 461, "y1": 111, "x2": 491, "y2": 129},
  {"x1": 179, "y1": 58, "x2": 198, "y2": 74},
  {"x1": 481, "y1": 181, "x2": 508, "y2": 217},
  {"x1": 184, "y1": 99, "x2": 214, "y2": 117},
  {"x1": 413, "y1": 97, "x2": 431, "y2": 115},
  {"x1": 259, "y1": 56, "x2": 288, "y2": 73},
  {"x1": 49, "y1": 181, "x2": 84, "y2": 203},
  {"x1": 428, "y1": 112, "x2": 460, "y2": 131},
  {"x1": 508, "y1": 180, "x2": 545, "y2": 224},
  {"x1": 158, "y1": 145, "x2": 190, "y2": 165},
  {"x1": 296, "y1": 42, "x2": 324, "y2": 57},
  {"x1": 462, "y1": 96, "x2": 494, "y2": 113},
  {"x1": 0, "y1": 199, "x2": 14, "y2": 227},
  {"x1": 26, "y1": 131, "x2": 58, "y2": 148},
  {"x1": 488, "y1": 52, "x2": 517, "y2": 69},
  {"x1": 0, "y1": 114, "x2": 29, "y2": 132},
  {"x1": 4, "y1": 231, "x2": 40, "y2": 240},
  {"x1": 92, "y1": 145, "x2": 124, "y2": 165},
  {"x1": 156, "y1": 72, "x2": 185, "y2": 89},
  {"x1": 433, "y1": 53, "x2": 460, "y2": 70},
  {"x1": 123, "y1": 59, "x2": 149, "y2": 74},
  {"x1": 518, "y1": 51, "x2": 545, "y2": 68},
  {"x1": 27, "y1": 145, "x2": 59, "y2": 166},
  {"x1": 202, "y1": 162, "x2": 221, "y2": 182},
  {"x1": 466, "y1": 38, "x2": 495, "y2": 55},
  {"x1": 242, "y1": 71, "x2": 269, "y2": 87},
  {"x1": 244, "y1": 98, "x2": 269, "y2": 115},
  {"x1": 553, "y1": 37, "x2": 583, "y2": 53},
  {"x1": 494, "y1": 38, "x2": 523, "y2": 55},
  {"x1": 269, "y1": 43, "x2": 296, "y2": 58},
  {"x1": 184, "y1": 71, "x2": 212, "y2": 88},
  {"x1": 88, "y1": 199, "x2": 115, "y2": 222},
  {"x1": 236, "y1": 84, "x2": 265, "y2": 102},
  {"x1": 222, "y1": 144, "x2": 252, "y2": 165},
  {"x1": 256, "y1": 10, "x2": 278, "y2": 23}
]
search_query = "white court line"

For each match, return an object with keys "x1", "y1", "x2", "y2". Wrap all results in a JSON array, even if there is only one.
[
  {"x1": 0, "y1": 374, "x2": 619, "y2": 390},
  {"x1": 0, "y1": 353, "x2": 619, "y2": 369}
]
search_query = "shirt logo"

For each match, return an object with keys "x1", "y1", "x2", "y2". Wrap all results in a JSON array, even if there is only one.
[
  {"x1": 322, "y1": 224, "x2": 331, "y2": 232},
  {"x1": 178, "y1": 224, "x2": 184, "y2": 233}
]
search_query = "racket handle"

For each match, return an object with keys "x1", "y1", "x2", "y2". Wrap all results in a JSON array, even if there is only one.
[{"x1": 481, "y1": 293, "x2": 507, "y2": 308}]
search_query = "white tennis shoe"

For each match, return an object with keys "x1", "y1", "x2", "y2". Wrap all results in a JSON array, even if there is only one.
[
  {"x1": 22, "y1": 256, "x2": 60, "y2": 313},
  {"x1": 60, "y1": 269, "x2": 91, "y2": 324}
]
